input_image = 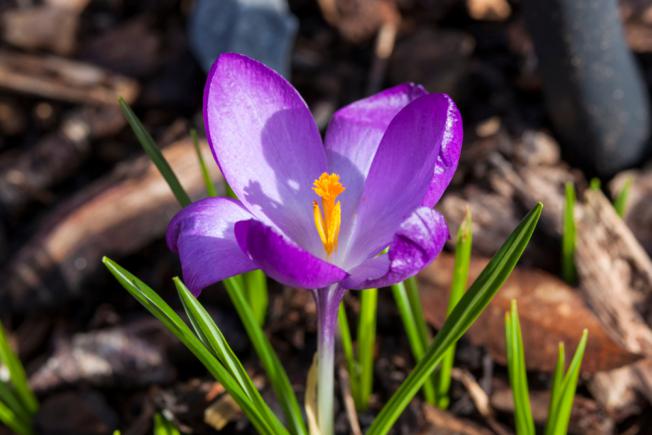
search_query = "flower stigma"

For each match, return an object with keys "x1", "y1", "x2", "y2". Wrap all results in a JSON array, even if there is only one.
[{"x1": 312, "y1": 172, "x2": 345, "y2": 256}]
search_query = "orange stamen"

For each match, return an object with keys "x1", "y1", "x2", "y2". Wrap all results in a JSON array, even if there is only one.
[{"x1": 312, "y1": 172, "x2": 345, "y2": 256}]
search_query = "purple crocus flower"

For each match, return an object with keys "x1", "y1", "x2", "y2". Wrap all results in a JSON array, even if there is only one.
[{"x1": 166, "y1": 53, "x2": 462, "y2": 434}]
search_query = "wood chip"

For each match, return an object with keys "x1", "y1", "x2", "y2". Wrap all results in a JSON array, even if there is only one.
[
  {"x1": 2, "y1": 6, "x2": 80, "y2": 55},
  {"x1": 204, "y1": 394, "x2": 242, "y2": 431},
  {"x1": 466, "y1": 0, "x2": 511, "y2": 21},
  {"x1": 0, "y1": 137, "x2": 222, "y2": 313},
  {"x1": 0, "y1": 50, "x2": 139, "y2": 105}
]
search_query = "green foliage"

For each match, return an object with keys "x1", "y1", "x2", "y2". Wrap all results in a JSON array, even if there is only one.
[
  {"x1": 119, "y1": 98, "x2": 191, "y2": 207},
  {"x1": 613, "y1": 177, "x2": 632, "y2": 218},
  {"x1": 562, "y1": 182, "x2": 577, "y2": 284},
  {"x1": 243, "y1": 270, "x2": 269, "y2": 327},
  {"x1": 589, "y1": 178, "x2": 601, "y2": 191},
  {"x1": 357, "y1": 288, "x2": 378, "y2": 410},
  {"x1": 505, "y1": 301, "x2": 535, "y2": 435},
  {"x1": 222, "y1": 277, "x2": 307, "y2": 435},
  {"x1": 367, "y1": 203, "x2": 542, "y2": 435},
  {"x1": 505, "y1": 299, "x2": 588, "y2": 435},
  {"x1": 435, "y1": 208, "x2": 473, "y2": 409},
  {"x1": 0, "y1": 322, "x2": 38, "y2": 435},
  {"x1": 391, "y1": 281, "x2": 436, "y2": 404},
  {"x1": 153, "y1": 413, "x2": 181, "y2": 435},
  {"x1": 191, "y1": 128, "x2": 218, "y2": 197},
  {"x1": 102, "y1": 257, "x2": 290, "y2": 435},
  {"x1": 545, "y1": 330, "x2": 588, "y2": 435}
]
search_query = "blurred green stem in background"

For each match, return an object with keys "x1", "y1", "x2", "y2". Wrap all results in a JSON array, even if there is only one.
[
  {"x1": 435, "y1": 208, "x2": 472, "y2": 409},
  {"x1": 561, "y1": 182, "x2": 577, "y2": 284}
]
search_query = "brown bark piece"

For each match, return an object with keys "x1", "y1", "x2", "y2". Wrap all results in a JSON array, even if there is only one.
[
  {"x1": 0, "y1": 50, "x2": 139, "y2": 105},
  {"x1": 0, "y1": 105, "x2": 125, "y2": 214},
  {"x1": 2, "y1": 6, "x2": 81, "y2": 55},
  {"x1": 0, "y1": 137, "x2": 222, "y2": 313}
]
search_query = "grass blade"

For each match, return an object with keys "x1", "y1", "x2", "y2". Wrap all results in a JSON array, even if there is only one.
[
  {"x1": 243, "y1": 270, "x2": 269, "y2": 326},
  {"x1": 589, "y1": 178, "x2": 601, "y2": 191},
  {"x1": 338, "y1": 302, "x2": 359, "y2": 407},
  {"x1": 391, "y1": 281, "x2": 436, "y2": 404},
  {"x1": 546, "y1": 330, "x2": 588, "y2": 435},
  {"x1": 561, "y1": 182, "x2": 577, "y2": 284},
  {"x1": 153, "y1": 413, "x2": 180, "y2": 435},
  {"x1": 175, "y1": 278, "x2": 268, "y2": 412},
  {"x1": 613, "y1": 177, "x2": 632, "y2": 217},
  {"x1": 223, "y1": 277, "x2": 307, "y2": 435},
  {"x1": 404, "y1": 277, "x2": 431, "y2": 353},
  {"x1": 0, "y1": 323, "x2": 37, "y2": 415},
  {"x1": 367, "y1": 203, "x2": 542, "y2": 435},
  {"x1": 357, "y1": 288, "x2": 378, "y2": 410},
  {"x1": 545, "y1": 343, "x2": 565, "y2": 435},
  {"x1": 435, "y1": 209, "x2": 472, "y2": 409},
  {"x1": 0, "y1": 400, "x2": 31, "y2": 435},
  {"x1": 118, "y1": 98, "x2": 191, "y2": 207},
  {"x1": 505, "y1": 301, "x2": 534, "y2": 435},
  {"x1": 102, "y1": 257, "x2": 286, "y2": 435},
  {"x1": 191, "y1": 128, "x2": 218, "y2": 197}
]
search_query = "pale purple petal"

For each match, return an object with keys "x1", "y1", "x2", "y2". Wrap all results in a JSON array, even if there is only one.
[
  {"x1": 422, "y1": 101, "x2": 463, "y2": 207},
  {"x1": 342, "y1": 94, "x2": 460, "y2": 266},
  {"x1": 204, "y1": 53, "x2": 327, "y2": 255},
  {"x1": 234, "y1": 219, "x2": 348, "y2": 289},
  {"x1": 343, "y1": 208, "x2": 448, "y2": 290},
  {"x1": 166, "y1": 197, "x2": 257, "y2": 295},
  {"x1": 324, "y1": 84, "x2": 428, "y2": 235}
]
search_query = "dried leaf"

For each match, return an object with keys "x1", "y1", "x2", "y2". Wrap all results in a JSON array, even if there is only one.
[{"x1": 418, "y1": 254, "x2": 640, "y2": 374}]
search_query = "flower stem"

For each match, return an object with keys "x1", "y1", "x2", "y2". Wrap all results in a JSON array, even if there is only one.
[{"x1": 314, "y1": 285, "x2": 346, "y2": 435}]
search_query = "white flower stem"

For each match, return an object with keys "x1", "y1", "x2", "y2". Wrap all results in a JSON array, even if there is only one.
[{"x1": 314, "y1": 285, "x2": 345, "y2": 435}]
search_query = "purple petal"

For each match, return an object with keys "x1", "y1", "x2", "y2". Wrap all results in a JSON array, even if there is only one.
[
  {"x1": 343, "y1": 93, "x2": 461, "y2": 266},
  {"x1": 167, "y1": 197, "x2": 257, "y2": 295},
  {"x1": 203, "y1": 53, "x2": 327, "y2": 255},
  {"x1": 343, "y1": 208, "x2": 448, "y2": 289},
  {"x1": 422, "y1": 99, "x2": 463, "y2": 207},
  {"x1": 235, "y1": 219, "x2": 348, "y2": 289},
  {"x1": 324, "y1": 84, "x2": 428, "y2": 230}
]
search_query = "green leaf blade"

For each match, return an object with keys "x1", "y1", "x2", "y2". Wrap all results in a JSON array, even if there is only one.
[
  {"x1": 367, "y1": 202, "x2": 542, "y2": 435},
  {"x1": 435, "y1": 209, "x2": 472, "y2": 409},
  {"x1": 562, "y1": 182, "x2": 577, "y2": 284},
  {"x1": 223, "y1": 277, "x2": 307, "y2": 435},
  {"x1": 191, "y1": 128, "x2": 218, "y2": 197},
  {"x1": 357, "y1": 288, "x2": 378, "y2": 411},
  {"x1": 119, "y1": 98, "x2": 191, "y2": 207},
  {"x1": 101, "y1": 257, "x2": 284, "y2": 435}
]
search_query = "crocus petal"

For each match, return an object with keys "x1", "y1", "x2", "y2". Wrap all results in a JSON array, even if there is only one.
[
  {"x1": 203, "y1": 53, "x2": 327, "y2": 254},
  {"x1": 166, "y1": 197, "x2": 257, "y2": 295},
  {"x1": 343, "y1": 208, "x2": 448, "y2": 290},
  {"x1": 235, "y1": 219, "x2": 348, "y2": 289},
  {"x1": 422, "y1": 101, "x2": 463, "y2": 207},
  {"x1": 343, "y1": 93, "x2": 461, "y2": 266},
  {"x1": 324, "y1": 84, "x2": 428, "y2": 230}
]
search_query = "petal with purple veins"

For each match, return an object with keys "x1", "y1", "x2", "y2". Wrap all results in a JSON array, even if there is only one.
[
  {"x1": 343, "y1": 93, "x2": 459, "y2": 266},
  {"x1": 343, "y1": 208, "x2": 448, "y2": 290},
  {"x1": 203, "y1": 53, "x2": 327, "y2": 254},
  {"x1": 166, "y1": 197, "x2": 258, "y2": 295},
  {"x1": 422, "y1": 98, "x2": 463, "y2": 207},
  {"x1": 235, "y1": 219, "x2": 348, "y2": 289},
  {"x1": 324, "y1": 83, "x2": 428, "y2": 232}
]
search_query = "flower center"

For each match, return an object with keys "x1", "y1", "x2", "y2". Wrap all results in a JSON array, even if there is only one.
[{"x1": 312, "y1": 172, "x2": 345, "y2": 256}]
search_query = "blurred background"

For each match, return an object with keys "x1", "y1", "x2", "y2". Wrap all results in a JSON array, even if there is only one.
[{"x1": 2, "y1": 0, "x2": 652, "y2": 433}]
